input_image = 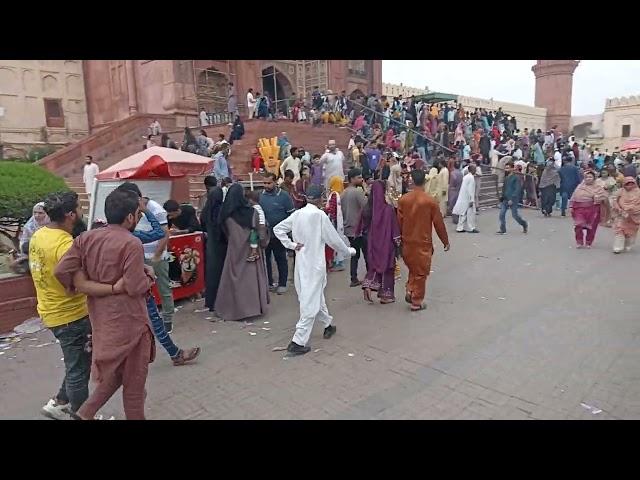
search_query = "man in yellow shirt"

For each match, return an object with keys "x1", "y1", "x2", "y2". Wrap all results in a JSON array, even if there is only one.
[{"x1": 29, "y1": 191, "x2": 91, "y2": 420}]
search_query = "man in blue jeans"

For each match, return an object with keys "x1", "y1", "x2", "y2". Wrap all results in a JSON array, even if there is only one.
[
  {"x1": 497, "y1": 162, "x2": 529, "y2": 235},
  {"x1": 559, "y1": 156, "x2": 581, "y2": 216},
  {"x1": 114, "y1": 182, "x2": 200, "y2": 366},
  {"x1": 259, "y1": 172, "x2": 295, "y2": 294}
]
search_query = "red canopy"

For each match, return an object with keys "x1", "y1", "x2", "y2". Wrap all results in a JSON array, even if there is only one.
[
  {"x1": 96, "y1": 146, "x2": 213, "y2": 180},
  {"x1": 621, "y1": 138, "x2": 640, "y2": 152}
]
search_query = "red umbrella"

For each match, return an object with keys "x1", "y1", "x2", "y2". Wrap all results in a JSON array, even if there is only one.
[
  {"x1": 96, "y1": 147, "x2": 213, "y2": 180},
  {"x1": 621, "y1": 138, "x2": 640, "y2": 152}
]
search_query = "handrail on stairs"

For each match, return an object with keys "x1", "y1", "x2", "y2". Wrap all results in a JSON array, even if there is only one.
[{"x1": 292, "y1": 94, "x2": 455, "y2": 154}]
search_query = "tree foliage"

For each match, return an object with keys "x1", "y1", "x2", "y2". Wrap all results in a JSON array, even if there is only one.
[{"x1": 0, "y1": 161, "x2": 69, "y2": 247}]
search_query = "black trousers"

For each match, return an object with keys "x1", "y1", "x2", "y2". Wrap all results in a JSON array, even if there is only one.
[
  {"x1": 348, "y1": 235, "x2": 369, "y2": 282},
  {"x1": 265, "y1": 236, "x2": 288, "y2": 287},
  {"x1": 540, "y1": 185, "x2": 557, "y2": 214}
]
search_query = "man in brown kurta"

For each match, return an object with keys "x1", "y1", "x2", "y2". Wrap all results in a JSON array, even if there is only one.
[
  {"x1": 398, "y1": 169, "x2": 450, "y2": 311},
  {"x1": 55, "y1": 189, "x2": 155, "y2": 420}
]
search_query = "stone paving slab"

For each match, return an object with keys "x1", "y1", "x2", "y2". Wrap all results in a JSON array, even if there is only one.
[{"x1": 1, "y1": 209, "x2": 638, "y2": 419}]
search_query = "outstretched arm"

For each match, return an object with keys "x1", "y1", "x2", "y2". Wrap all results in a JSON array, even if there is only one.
[{"x1": 321, "y1": 213, "x2": 354, "y2": 259}]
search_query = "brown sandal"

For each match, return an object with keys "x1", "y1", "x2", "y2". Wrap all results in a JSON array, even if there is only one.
[
  {"x1": 172, "y1": 347, "x2": 201, "y2": 366},
  {"x1": 363, "y1": 287, "x2": 374, "y2": 304},
  {"x1": 380, "y1": 298, "x2": 395, "y2": 305},
  {"x1": 246, "y1": 254, "x2": 259, "y2": 262},
  {"x1": 410, "y1": 303, "x2": 427, "y2": 311}
]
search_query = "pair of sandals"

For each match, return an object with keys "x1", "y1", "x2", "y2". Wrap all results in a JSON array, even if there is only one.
[
  {"x1": 405, "y1": 292, "x2": 427, "y2": 311},
  {"x1": 363, "y1": 287, "x2": 395, "y2": 305}
]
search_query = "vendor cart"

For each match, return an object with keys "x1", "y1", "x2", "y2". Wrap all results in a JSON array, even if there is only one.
[{"x1": 89, "y1": 146, "x2": 212, "y2": 303}]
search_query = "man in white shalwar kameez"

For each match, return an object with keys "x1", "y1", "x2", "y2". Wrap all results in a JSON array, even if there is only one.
[
  {"x1": 82, "y1": 155, "x2": 99, "y2": 199},
  {"x1": 453, "y1": 164, "x2": 478, "y2": 233},
  {"x1": 320, "y1": 140, "x2": 345, "y2": 190},
  {"x1": 273, "y1": 185, "x2": 355, "y2": 356}
]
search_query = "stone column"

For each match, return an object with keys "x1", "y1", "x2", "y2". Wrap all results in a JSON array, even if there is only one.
[
  {"x1": 125, "y1": 60, "x2": 138, "y2": 115},
  {"x1": 531, "y1": 60, "x2": 579, "y2": 134}
]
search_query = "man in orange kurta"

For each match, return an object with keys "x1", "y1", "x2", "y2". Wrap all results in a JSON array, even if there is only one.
[{"x1": 398, "y1": 169, "x2": 450, "y2": 311}]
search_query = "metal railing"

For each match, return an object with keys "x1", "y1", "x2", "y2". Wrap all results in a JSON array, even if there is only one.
[{"x1": 289, "y1": 94, "x2": 455, "y2": 154}]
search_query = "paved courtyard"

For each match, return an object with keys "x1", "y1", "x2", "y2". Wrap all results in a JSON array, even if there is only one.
[{"x1": 1, "y1": 208, "x2": 638, "y2": 420}]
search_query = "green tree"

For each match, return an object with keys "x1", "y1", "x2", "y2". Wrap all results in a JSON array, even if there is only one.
[{"x1": 0, "y1": 161, "x2": 68, "y2": 248}]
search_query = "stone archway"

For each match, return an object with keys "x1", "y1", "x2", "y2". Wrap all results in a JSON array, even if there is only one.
[
  {"x1": 261, "y1": 66, "x2": 294, "y2": 114},
  {"x1": 349, "y1": 88, "x2": 365, "y2": 101}
]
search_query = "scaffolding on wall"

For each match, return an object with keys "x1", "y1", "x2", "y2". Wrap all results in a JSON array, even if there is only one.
[{"x1": 190, "y1": 60, "x2": 237, "y2": 124}]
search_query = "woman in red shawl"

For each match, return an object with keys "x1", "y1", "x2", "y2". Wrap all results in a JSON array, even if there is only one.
[
  {"x1": 356, "y1": 180, "x2": 401, "y2": 304},
  {"x1": 569, "y1": 170, "x2": 608, "y2": 248},
  {"x1": 611, "y1": 177, "x2": 640, "y2": 253}
]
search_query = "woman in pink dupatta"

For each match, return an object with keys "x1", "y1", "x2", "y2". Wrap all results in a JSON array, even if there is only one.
[
  {"x1": 454, "y1": 122, "x2": 465, "y2": 145},
  {"x1": 356, "y1": 180, "x2": 400, "y2": 304},
  {"x1": 611, "y1": 177, "x2": 640, "y2": 253},
  {"x1": 353, "y1": 114, "x2": 366, "y2": 133},
  {"x1": 384, "y1": 128, "x2": 395, "y2": 149},
  {"x1": 569, "y1": 170, "x2": 608, "y2": 248}
]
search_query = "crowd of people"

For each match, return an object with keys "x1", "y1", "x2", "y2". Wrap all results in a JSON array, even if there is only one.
[{"x1": 12, "y1": 86, "x2": 640, "y2": 421}]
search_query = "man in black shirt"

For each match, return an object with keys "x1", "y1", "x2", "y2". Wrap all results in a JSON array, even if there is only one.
[{"x1": 163, "y1": 200, "x2": 202, "y2": 233}]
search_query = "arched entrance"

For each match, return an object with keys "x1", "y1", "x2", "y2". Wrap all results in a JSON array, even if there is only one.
[
  {"x1": 196, "y1": 67, "x2": 228, "y2": 113},
  {"x1": 261, "y1": 66, "x2": 294, "y2": 115},
  {"x1": 349, "y1": 89, "x2": 365, "y2": 101}
]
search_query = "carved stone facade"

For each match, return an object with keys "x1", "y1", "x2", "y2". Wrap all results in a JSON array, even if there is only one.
[
  {"x1": 83, "y1": 60, "x2": 382, "y2": 130},
  {"x1": 0, "y1": 60, "x2": 89, "y2": 158},
  {"x1": 532, "y1": 60, "x2": 579, "y2": 133},
  {"x1": 0, "y1": 60, "x2": 380, "y2": 157}
]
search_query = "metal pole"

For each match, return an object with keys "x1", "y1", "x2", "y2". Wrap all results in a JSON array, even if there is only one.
[{"x1": 249, "y1": 172, "x2": 254, "y2": 191}]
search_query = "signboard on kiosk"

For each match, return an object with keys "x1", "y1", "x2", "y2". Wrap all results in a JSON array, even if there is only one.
[{"x1": 88, "y1": 147, "x2": 212, "y2": 302}]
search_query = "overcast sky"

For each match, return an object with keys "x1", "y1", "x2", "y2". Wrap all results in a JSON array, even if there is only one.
[{"x1": 382, "y1": 60, "x2": 640, "y2": 116}]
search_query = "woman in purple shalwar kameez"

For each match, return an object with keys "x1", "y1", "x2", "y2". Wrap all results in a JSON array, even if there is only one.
[{"x1": 356, "y1": 180, "x2": 401, "y2": 304}]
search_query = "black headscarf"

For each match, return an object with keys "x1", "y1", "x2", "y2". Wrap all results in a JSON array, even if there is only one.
[
  {"x1": 201, "y1": 186, "x2": 224, "y2": 237},
  {"x1": 218, "y1": 183, "x2": 254, "y2": 229}
]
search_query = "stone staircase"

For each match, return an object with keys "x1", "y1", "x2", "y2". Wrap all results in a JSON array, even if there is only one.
[
  {"x1": 60, "y1": 119, "x2": 352, "y2": 212},
  {"x1": 478, "y1": 165, "x2": 500, "y2": 208}
]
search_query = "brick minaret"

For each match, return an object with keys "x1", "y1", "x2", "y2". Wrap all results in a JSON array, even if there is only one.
[{"x1": 532, "y1": 60, "x2": 579, "y2": 134}]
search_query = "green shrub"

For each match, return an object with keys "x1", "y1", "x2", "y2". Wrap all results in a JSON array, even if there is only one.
[
  {"x1": 0, "y1": 161, "x2": 69, "y2": 247},
  {"x1": 26, "y1": 145, "x2": 57, "y2": 163}
]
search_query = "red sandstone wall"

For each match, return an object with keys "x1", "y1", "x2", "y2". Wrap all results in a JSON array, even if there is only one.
[{"x1": 84, "y1": 60, "x2": 130, "y2": 129}]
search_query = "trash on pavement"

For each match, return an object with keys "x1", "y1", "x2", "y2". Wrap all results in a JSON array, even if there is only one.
[
  {"x1": 261, "y1": 327, "x2": 271, "y2": 331},
  {"x1": 14, "y1": 317, "x2": 45, "y2": 335},
  {"x1": 248, "y1": 332, "x2": 257, "y2": 336},
  {"x1": 194, "y1": 308, "x2": 208, "y2": 313},
  {"x1": 272, "y1": 346, "x2": 287, "y2": 352},
  {"x1": 348, "y1": 353, "x2": 355, "y2": 357}
]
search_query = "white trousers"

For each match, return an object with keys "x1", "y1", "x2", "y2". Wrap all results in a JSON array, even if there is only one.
[
  {"x1": 248, "y1": 105, "x2": 255, "y2": 119},
  {"x1": 292, "y1": 291, "x2": 333, "y2": 347},
  {"x1": 456, "y1": 206, "x2": 477, "y2": 232},
  {"x1": 613, "y1": 233, "x2": 636, "y2": 253}
]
